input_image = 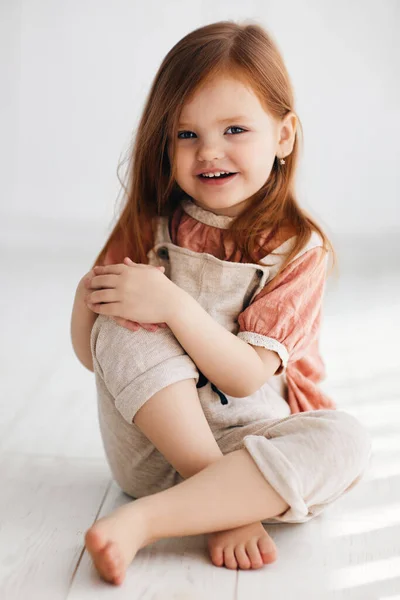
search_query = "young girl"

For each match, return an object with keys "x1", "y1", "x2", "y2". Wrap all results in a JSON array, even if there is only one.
[{"x1": 71, "y1": 20, "x2": 372, "y2": 586}]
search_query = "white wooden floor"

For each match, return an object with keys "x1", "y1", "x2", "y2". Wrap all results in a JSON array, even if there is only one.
[{"x1": 1, "y1": 241, "x2": 400, "y2": 599}]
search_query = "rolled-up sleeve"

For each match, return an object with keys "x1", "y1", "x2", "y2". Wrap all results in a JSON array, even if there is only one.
[{"x1": 237, "y1": 247, "x2": 329, "y2": 375}]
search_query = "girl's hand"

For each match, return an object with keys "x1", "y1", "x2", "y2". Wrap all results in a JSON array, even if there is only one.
[
  {"x1": 84, "y1": 265, "x2": 168, "y2": 332},
  {"x1": 84, "y1": 257, "x2": 175, "y2": 324},
  {"x1": 112, "y1": 316, "x2": 168, "y2": 332}
]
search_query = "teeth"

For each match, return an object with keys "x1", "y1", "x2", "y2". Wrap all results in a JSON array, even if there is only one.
[{"x1": 201, "y1": 171, "x2": 232, "y2": 178}]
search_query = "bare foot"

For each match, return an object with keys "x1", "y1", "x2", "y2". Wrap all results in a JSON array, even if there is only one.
[
  {"x1": 84, "y1": 500, "x2": 151, "y2": 586},
  {"x1": 207, "y1": 521, "x2": 277, "y2": 570}
]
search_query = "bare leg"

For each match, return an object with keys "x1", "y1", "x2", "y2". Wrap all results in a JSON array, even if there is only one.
[
  {"x1": 132, "y1": 378, "x2": 223, "y2": 479},
  {"x1": 133, "y1": 380, "x2": 279, "y2": 570},
  {"x1": 85, "y1": 379, "x2": 287, "y2": 584},
  {"x1": 85, "y1": 447, "x2": 288, "y2": 584},
  {"x1": 140, "y1": 447, "x2": 289, "y2": 535}
]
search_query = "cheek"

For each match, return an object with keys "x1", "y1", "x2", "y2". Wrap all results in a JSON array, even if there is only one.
[
  {"x1": 175, "y1": 149, "x2": 193, "y2": 177},
  {"x1": 248, "y1": 139, "x2": 275, "y2": 167},
  {"x1": 231, "y1": 138, "x2": 264, "y2": 163}
]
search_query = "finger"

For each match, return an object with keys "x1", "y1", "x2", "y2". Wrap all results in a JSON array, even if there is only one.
[
  {"x1": 84, "y1": 269, "x2": 96, "y2": 287},
  {"x1": 140, "y1": 323, "x2": 157, "y2": 331},
  {"x1": 114, "y1": 317, "x2": 139, "y2": 331},
  {"x1": 86, "y1": 301, "x2": 120, "y2": 316},
  {"x1": 87, "y1": 288, "x2": 119, "y2": 304},
  {"x1": 88, "y1": 274, "x2": 119, "y2": 290},
  {"x1": 86, "y1": 288, "x2": 120, "y2": 306},
  {"x1": 93, "y1": 264, "x2": 125, "y2": 275}
]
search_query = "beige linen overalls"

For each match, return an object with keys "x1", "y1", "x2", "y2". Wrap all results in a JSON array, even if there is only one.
[{"x1": 90, "y1": 215, "x2": 372, "y2": 524}]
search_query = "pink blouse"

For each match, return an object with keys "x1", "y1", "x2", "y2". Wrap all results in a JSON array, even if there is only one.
[{"x1": 103, "y1": 200, "x2": 336, "y2": 414}]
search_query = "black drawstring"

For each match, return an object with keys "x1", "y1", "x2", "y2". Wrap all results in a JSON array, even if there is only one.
[{"x1": 196, "y1": 369, "x2": 228, "y2": 405}]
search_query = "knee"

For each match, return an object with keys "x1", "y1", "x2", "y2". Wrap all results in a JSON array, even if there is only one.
[
  {"x1": 324, "y1": 410, "x2": 373, "y2": 478},
  {"x1": 92, "y1": 314, "x2": 186, "y2": 363}
]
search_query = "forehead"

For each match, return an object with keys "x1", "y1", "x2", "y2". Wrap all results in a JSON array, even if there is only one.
[{"x1": 178, "y1": 76, "x2": 270, "y2": 126}]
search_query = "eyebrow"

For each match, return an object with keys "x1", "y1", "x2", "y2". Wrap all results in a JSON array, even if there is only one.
[{"x1": 178, "y1": 116, "x2": 252, "y2": 127}]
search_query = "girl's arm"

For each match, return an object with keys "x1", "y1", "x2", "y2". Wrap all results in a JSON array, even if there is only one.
[
  {"x1": 166, "y1": 288, "x2": 281, "y2": 398},
  {"x1": 70, "y1": 276, "x2": 98, "y2": 372}
]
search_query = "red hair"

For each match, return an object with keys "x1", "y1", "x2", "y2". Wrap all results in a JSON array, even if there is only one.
[{"x1": 91, "y1": 20, "x2": 337, "y2": 279}]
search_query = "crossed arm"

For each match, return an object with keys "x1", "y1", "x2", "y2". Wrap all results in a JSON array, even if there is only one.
[
  {"x1": 70, "y1": 276, "x2": 281, "y2": 397},
  {"x1": 166, "y1": 286, "x2": 282, "y2": 397}
]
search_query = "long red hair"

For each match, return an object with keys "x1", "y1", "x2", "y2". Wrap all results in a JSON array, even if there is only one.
[{"x1": 91, "y1": 20, "x2": 337, "y2": 279}]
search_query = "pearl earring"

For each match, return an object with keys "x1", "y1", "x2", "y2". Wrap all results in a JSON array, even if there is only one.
[{"x1": 280, "y1": 157, "x2": 285, "y2": 165}]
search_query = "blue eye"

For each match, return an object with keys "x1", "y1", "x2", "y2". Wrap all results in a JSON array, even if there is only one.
[
  {"x1": 177, "y1": 126, "x2": 246, "y2": 139},
  {"x1": 177, "y1": 131, "x2": 195, "y2": 139},
  {"x1": 226, "y1": 126, "x2": 245, "y2": 134}
]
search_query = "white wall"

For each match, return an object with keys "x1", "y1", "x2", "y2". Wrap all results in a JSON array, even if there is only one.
[{"x1": 1, "y1": 0, "x2": 399, "y2": 258}]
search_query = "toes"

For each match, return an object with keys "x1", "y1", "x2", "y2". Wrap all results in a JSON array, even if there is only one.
[
  {"x1": 223, "y1": 547, "x2": 238, "y2": 570},
  {"x1": 209, "y1": 546, "x2": 224, "y2": 567},
  {"x1": 96, "y1": 544, "x2": 115, "y2": 583},
  {"x1": 83, "y1": 521, "x2": 128, "y2": 587},
  {"x1": 102, "y1": 542, "x2": 124, "y2": 583},
  {"x1": 258, "y1": 536, "x2": 278, "y2": 564},
  {"x1": 85, "y1": 526, "x2": 106, "y2": 554},
  {"x1": 113, "y1": 573, "x2": 125, "y2": 586},
  {"x1": 246, "y1": 539, "x2": 264, "y2": 569},
  {"x1": 90, "y1": 541, "x2": 124, "y2": 585},
  {"x1": 234, "y1": 544, "x2": 251, "y2": 570}
]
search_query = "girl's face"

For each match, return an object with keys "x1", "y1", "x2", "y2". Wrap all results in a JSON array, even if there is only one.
[{"x1": 169, "y1": 74, "x2": 296, "y2": 217}]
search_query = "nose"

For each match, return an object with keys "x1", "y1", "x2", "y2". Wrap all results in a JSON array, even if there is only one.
[{"x1": 196, "y1": 136, "x2": 225, "y2": 162}]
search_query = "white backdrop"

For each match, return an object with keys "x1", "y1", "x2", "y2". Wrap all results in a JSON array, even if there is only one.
[
  {"x1": 0, "y1": 7, "x2": 400, "y2": 594},
  {"x1": 1, "y1": 0, "x2": 399, "y2": 261}
]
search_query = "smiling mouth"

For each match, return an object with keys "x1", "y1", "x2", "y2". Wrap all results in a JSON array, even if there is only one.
[{"x1": 197, "y1": 172, "x2": 237, "y2": 179}]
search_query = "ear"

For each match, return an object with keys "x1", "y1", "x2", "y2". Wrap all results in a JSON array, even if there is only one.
[{"x1": 277, "y1": 111, "x2": 297, "y2": 156}]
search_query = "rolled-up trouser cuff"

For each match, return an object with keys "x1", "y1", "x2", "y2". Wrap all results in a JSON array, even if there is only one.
[
  {"x1": 115, "y1": 355, "x2": 200, "y2": 424},
  {"x1": 243, "y1": 434, "x2": 310, "y2": 523}
]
